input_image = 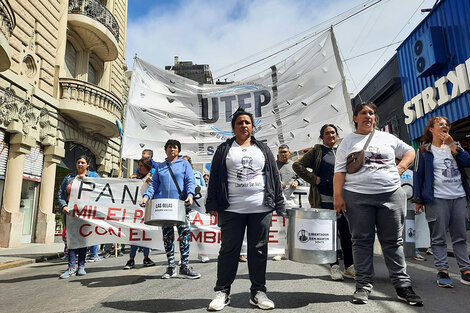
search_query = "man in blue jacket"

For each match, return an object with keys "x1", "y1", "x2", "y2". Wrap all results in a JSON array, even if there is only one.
[{"x1": 140, "y1": 139, "x2": 200, "y2": 279}]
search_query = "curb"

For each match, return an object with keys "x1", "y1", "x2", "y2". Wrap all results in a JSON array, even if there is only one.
[{"x1": 0, "y1": 252, "x2": 64, "y2": 271}]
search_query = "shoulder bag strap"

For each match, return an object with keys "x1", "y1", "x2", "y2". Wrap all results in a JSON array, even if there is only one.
[
  {"x1": 167, "y1": 162, "x2": 185, "y2": 200},
  {"x1": 363, "y1": 129, "x2": 375, "y2": 150}
]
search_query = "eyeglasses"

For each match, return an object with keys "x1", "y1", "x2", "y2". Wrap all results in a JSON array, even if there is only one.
[{"x1": 436, "y1": 122, "x2": 450, "y2": 127}]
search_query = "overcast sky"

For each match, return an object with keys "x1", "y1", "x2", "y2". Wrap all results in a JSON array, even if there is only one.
[{"x1": 126, "y1": 0, "x2": 437, "y2": 95}]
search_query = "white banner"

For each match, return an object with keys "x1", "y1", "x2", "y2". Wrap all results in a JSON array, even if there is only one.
[
  {"x1": 122, "y1": 29, "x2": 353, "y2": 162},
  {"x1": 66, "y1": 177, "x2": 288, "y2": 256}
]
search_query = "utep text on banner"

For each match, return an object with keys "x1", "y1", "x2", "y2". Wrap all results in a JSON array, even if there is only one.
[
  {"x1": 66, "y1": 177, "x2": 288, "y2": 255},
  {"x1": 122, "y1": 29, "x2": 353, "y2": 163}
]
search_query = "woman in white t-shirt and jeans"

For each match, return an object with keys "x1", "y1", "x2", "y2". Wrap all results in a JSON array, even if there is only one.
[
  {"x1": 205, "y1": 108, "x2": 285, "y2": 311},
  {"x1": 413, "y1": 116, "x2": 470, "y2": 287},
  {"x1": 333, "y1": 102, "x2": 422, "y2": 306}
]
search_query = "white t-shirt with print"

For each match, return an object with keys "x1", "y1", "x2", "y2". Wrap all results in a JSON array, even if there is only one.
[
  {"x1": 226, "y1": 142, "x2": 271, "y2": 214},
  {"x1": 431, "y1": 145, "x2": 466, "y2": 199},
  {"x1": 335, "y1": 130, "x2": 414, "y2": 194}
]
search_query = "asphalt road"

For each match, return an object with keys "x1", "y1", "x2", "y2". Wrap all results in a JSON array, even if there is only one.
[{"x1": 0, "y1": 249, "x2": 469, "y2": 313}]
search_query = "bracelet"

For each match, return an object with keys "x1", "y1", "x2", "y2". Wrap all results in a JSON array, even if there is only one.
[{"x1": 449, "y1": 142, "x2": 456, "y2": 148}]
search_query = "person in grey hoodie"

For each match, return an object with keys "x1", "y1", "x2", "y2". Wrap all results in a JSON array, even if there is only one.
[{"x1": 140, "y1": 139, "x2": 200, "y2": 279}]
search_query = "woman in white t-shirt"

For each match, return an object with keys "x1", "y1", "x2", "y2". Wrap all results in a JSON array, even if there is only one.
[
  {"x1": 413, "y1": 116, "x2": 470, "y2": 287},
  {"x1": 205, "y1": 108, "x2": 284, "y2": 311},
  {"x1": 333, "y1": 102, "x2": 422, "y2": 306}
]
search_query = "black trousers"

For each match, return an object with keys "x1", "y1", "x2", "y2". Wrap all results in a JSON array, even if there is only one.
[{"x1": 214, "y1": 210, "x2": 272, "y2": 296}]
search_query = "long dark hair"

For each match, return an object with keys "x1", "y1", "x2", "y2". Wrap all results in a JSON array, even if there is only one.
[
  {"x1": 353, "y1": 102, "x2": 378, "y2": 129},
  {"x1": 319, "y1": 124, "x2": 338, "y2": 140},
  {"x1": 421, "y1": 116, "x2": 450, "y2": 144}
]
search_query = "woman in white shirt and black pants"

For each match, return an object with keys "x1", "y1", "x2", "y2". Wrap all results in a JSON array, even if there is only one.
[{"x1": 205, "y1": 108, "x2": 285, "y2": 311}]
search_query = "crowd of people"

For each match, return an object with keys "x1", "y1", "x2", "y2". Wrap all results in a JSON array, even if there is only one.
[{"x1": 57, "y1": 104, "x2": 470, "y2": 311}]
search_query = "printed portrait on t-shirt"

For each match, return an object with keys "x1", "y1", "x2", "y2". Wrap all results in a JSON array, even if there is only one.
[
  {"x1": 237, "y1": 156, "x2": 258, "y2": 180},
  {"x1": 442, "y1": 158, "x2": 459, "y2": 178},
  {"x1": 365, "y1": 146, "x2": 387, "y2": 165}
]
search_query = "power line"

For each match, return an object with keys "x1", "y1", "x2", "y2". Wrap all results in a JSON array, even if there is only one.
[
  {"x1": 342, "y1": 40, "x2": 404, "y2": 62},
  {"x1": 352, "y1": 0, "x2": 426, "y2": 94},
  {"x1": 214, "y1": 0, "x2": 384, "y2": 80}
]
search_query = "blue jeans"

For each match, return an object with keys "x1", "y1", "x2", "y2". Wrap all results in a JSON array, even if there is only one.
[
  {"x1": 129, "y1": 245, "x2": 150, "y2": 258},
  {"x1": 68, "y1": 247, "x2": 87, "y2": 268},
  {"x1": 426, "y1": 197, "x2": 470, "y2": 272},
  {"x1": 89, "y1": 245, "x2": 99, "y2": 257},
  {"x1": 343, "y1": 188, "x2": 411, "y2": 290}
]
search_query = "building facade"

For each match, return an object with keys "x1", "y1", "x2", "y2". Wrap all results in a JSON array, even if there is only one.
[
  {"x1": 352, "y1": 54, "x2": 410, "y2": 144},
  {"x1": 0, "y1": 0, "x2": 128, "y2": 248},
  {"x1": 397, "y1": 0, "x2": 470, "y2": 150},
  {"x1": 165, "y1": 56, "x2": 214, "y2": 84}
]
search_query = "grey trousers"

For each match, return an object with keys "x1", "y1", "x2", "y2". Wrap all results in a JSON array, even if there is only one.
[
  {"x1": 425, "y1": 197, "x2": 470, "y2": 272},
  {"x1": 343, "y1": 188, "x2": 411, "y2": 291}
]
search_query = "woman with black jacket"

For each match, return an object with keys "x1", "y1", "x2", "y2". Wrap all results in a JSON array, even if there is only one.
[{"x1": 206, "y1": 108, "x2": 285, "y2": 311}]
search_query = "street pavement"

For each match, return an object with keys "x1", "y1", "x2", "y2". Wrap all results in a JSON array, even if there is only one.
[{"x1": 1, "y1": 245, "x2": 470, "y2": 313}]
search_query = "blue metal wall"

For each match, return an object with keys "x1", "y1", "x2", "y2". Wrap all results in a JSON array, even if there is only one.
[{"x1": 397, "y1": 0, "x2": 470, "y2": 140}]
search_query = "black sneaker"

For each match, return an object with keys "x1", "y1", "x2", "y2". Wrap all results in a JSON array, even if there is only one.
[
  {"x1": 179, "y1": 265, "x2": 201, "y2": 279},
  {"x1": 461, "y1": 272, "x2": 470, "y2": 285},
  {"x1": 161, "y1": 266, "x2": 177, "y2": 279},
  {"x1": 352, "y1": 288, "x2": 370, "y2": 304},
  {"x1": 143, "y1": 257, "x2": 156, "y2": 267},
  {"x1": 123, "y1": 259, "x2": 135, "y2": 270},
  {"x1": 396, "y1": 286, "x2": 423, "y2": 306}
]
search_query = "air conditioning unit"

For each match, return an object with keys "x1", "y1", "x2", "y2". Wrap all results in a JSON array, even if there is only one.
[{"x1": 413, "y1": 27, "x2": 446, "y2": 78}]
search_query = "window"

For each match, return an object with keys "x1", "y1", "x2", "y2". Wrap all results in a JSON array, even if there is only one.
[
  {"x1": 65, "y1": 41, "x2": 77, "y2": 78},
  {"x1": 88, "y1": 62, "x2": 97, "y2": 85}
]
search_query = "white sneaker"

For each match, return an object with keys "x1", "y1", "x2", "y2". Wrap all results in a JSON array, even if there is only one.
[
  {"x1": 330, "y1": 264, "x2": 344, "y2": 281},
  {"x1": 199, "y1": 254, "x2": 210, "y2": 263},
  {"x1": 343, "y1": 265, "x2": 356, "y2": 279},
  {"x1": 249, "y1": 291, "x2": 275, "y2": 310},
  {"x1": 272, "y1": 255, "x2": 283, "y2": 261},
  {"x1": 208, "y1": 291, "x2": 230, "y2": 311}
]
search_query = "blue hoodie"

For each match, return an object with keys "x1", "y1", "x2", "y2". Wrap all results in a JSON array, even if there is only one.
[{"x1": 143, "y1": 156, "x2": 195, "y2": 200}]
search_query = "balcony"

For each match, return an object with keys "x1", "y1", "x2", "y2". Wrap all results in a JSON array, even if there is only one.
[
  {"x1": 0, "y1": 0, "x2": 15, "y2": 71},
  {"x1": 59, "y1": 78, "x2": 123, "y2": 138},
  {"x1": 68, "y1": 0, "x2": 119, "y2": 61}
]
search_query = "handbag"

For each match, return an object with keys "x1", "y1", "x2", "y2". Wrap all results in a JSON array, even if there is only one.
[
  {"x1": 167, "y1": 163, "x2": 191, "y2": 213},
  {"x1": 346, "y1": 130, "x2": 375, "y2": 174}
]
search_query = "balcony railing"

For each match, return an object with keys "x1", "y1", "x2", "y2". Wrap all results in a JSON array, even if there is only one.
[
  {"x1": 0, "y1": 0, "x2": 15, "y2": 38},
  {"x1": 59, "y1": 78, "x2": 123, "y2": 120},
  {"x1": 68, "y1": 0, "x2": 119, "y2": 42}
]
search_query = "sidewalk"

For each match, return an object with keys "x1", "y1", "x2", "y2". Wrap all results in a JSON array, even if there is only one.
[{"x1": 0, "y1": 242, "x2": 64, "y2": 271}]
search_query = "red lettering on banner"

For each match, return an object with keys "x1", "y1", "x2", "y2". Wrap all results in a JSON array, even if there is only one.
[
  {"x1": 270, "y1": 216, "x2": 278, "y2": 227},
  {"x1": 210, "y1": 215, "x2": 218, "y2": 225},
  {"x1": 129, "y1": 228, "x2": 139, "y2": 241},
  {"x1": 107, "y1": 207, "x2": 121, "y2": 221},
  {"x1": 96, "y1": 226, "x2": 107, "y2": 235},
  {"x1": 92, "y1": 206, "x2": 105, "y2": 220},
  {"x1": 73, "y1": 204, "x2": 89, "y2": 218},
  {"x1": 79, "y1": 224, "x2": 92, "y2": 237},
  {"x1": 268, "y1": 230, "x2": 278, "y2": 243},
  {"x1": 142, "y1": 230, "x2": 151, "y2": 241},
  {"x1": 190, "y1": 232, "x2": 202, "y2": 242},
  {"x1": 192, "y1": 212, "x2": 203, "y2": 225},
  {"x1": 218, "y1": 231, "x2": 222, "y2": 243},
  {"x1": 108, "y1": 227, "x2": 122, "y2": 238},
  {"x1": 121, "y1": 208, "x2": 127, "y2": 222},
  {"x1": 133, "y1": 210, "x2": 144, "y2": 223},
  {"x1": 204, "y1": 231, "x2": 218, "y2": 243}
]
